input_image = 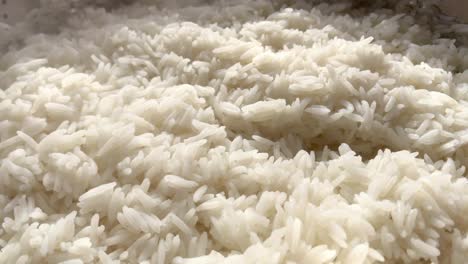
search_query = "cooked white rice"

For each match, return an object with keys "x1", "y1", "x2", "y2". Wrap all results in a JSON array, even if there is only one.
[{"x1": 1, "y1": 0, "x2": 468, "y2": 263}]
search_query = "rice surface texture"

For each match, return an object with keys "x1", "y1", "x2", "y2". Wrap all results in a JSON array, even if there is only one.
[{"x1": 1, "y1": 0, "x2": 468, "y2": 263}]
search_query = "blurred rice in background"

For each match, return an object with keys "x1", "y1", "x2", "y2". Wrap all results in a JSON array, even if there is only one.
[{"x1": 441, "y1": 0, "x2": 468, "y2": 23}]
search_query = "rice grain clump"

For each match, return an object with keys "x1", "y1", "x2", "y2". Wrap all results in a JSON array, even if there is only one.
[{"x1": 1, "y1": 0, "x2": 468, "y2": 263}]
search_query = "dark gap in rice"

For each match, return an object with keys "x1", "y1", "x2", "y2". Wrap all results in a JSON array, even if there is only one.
[{"x1": 225, "y1": 123, "x2": 398, "y2": 163}]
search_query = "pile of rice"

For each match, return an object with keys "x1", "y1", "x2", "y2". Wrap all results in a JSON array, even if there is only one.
[{"x1": 1, "y1": 0, "x2": 468, "y2": 263}]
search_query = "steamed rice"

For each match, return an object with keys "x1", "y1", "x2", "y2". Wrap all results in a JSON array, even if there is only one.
[{"x1": 1, "y1": 0, "x2": 468, "y2": 263}]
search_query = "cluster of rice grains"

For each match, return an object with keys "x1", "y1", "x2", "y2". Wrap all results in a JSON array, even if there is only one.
[{"x1": 1, "y1": 0, "x2": 468, "y2": 263}]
